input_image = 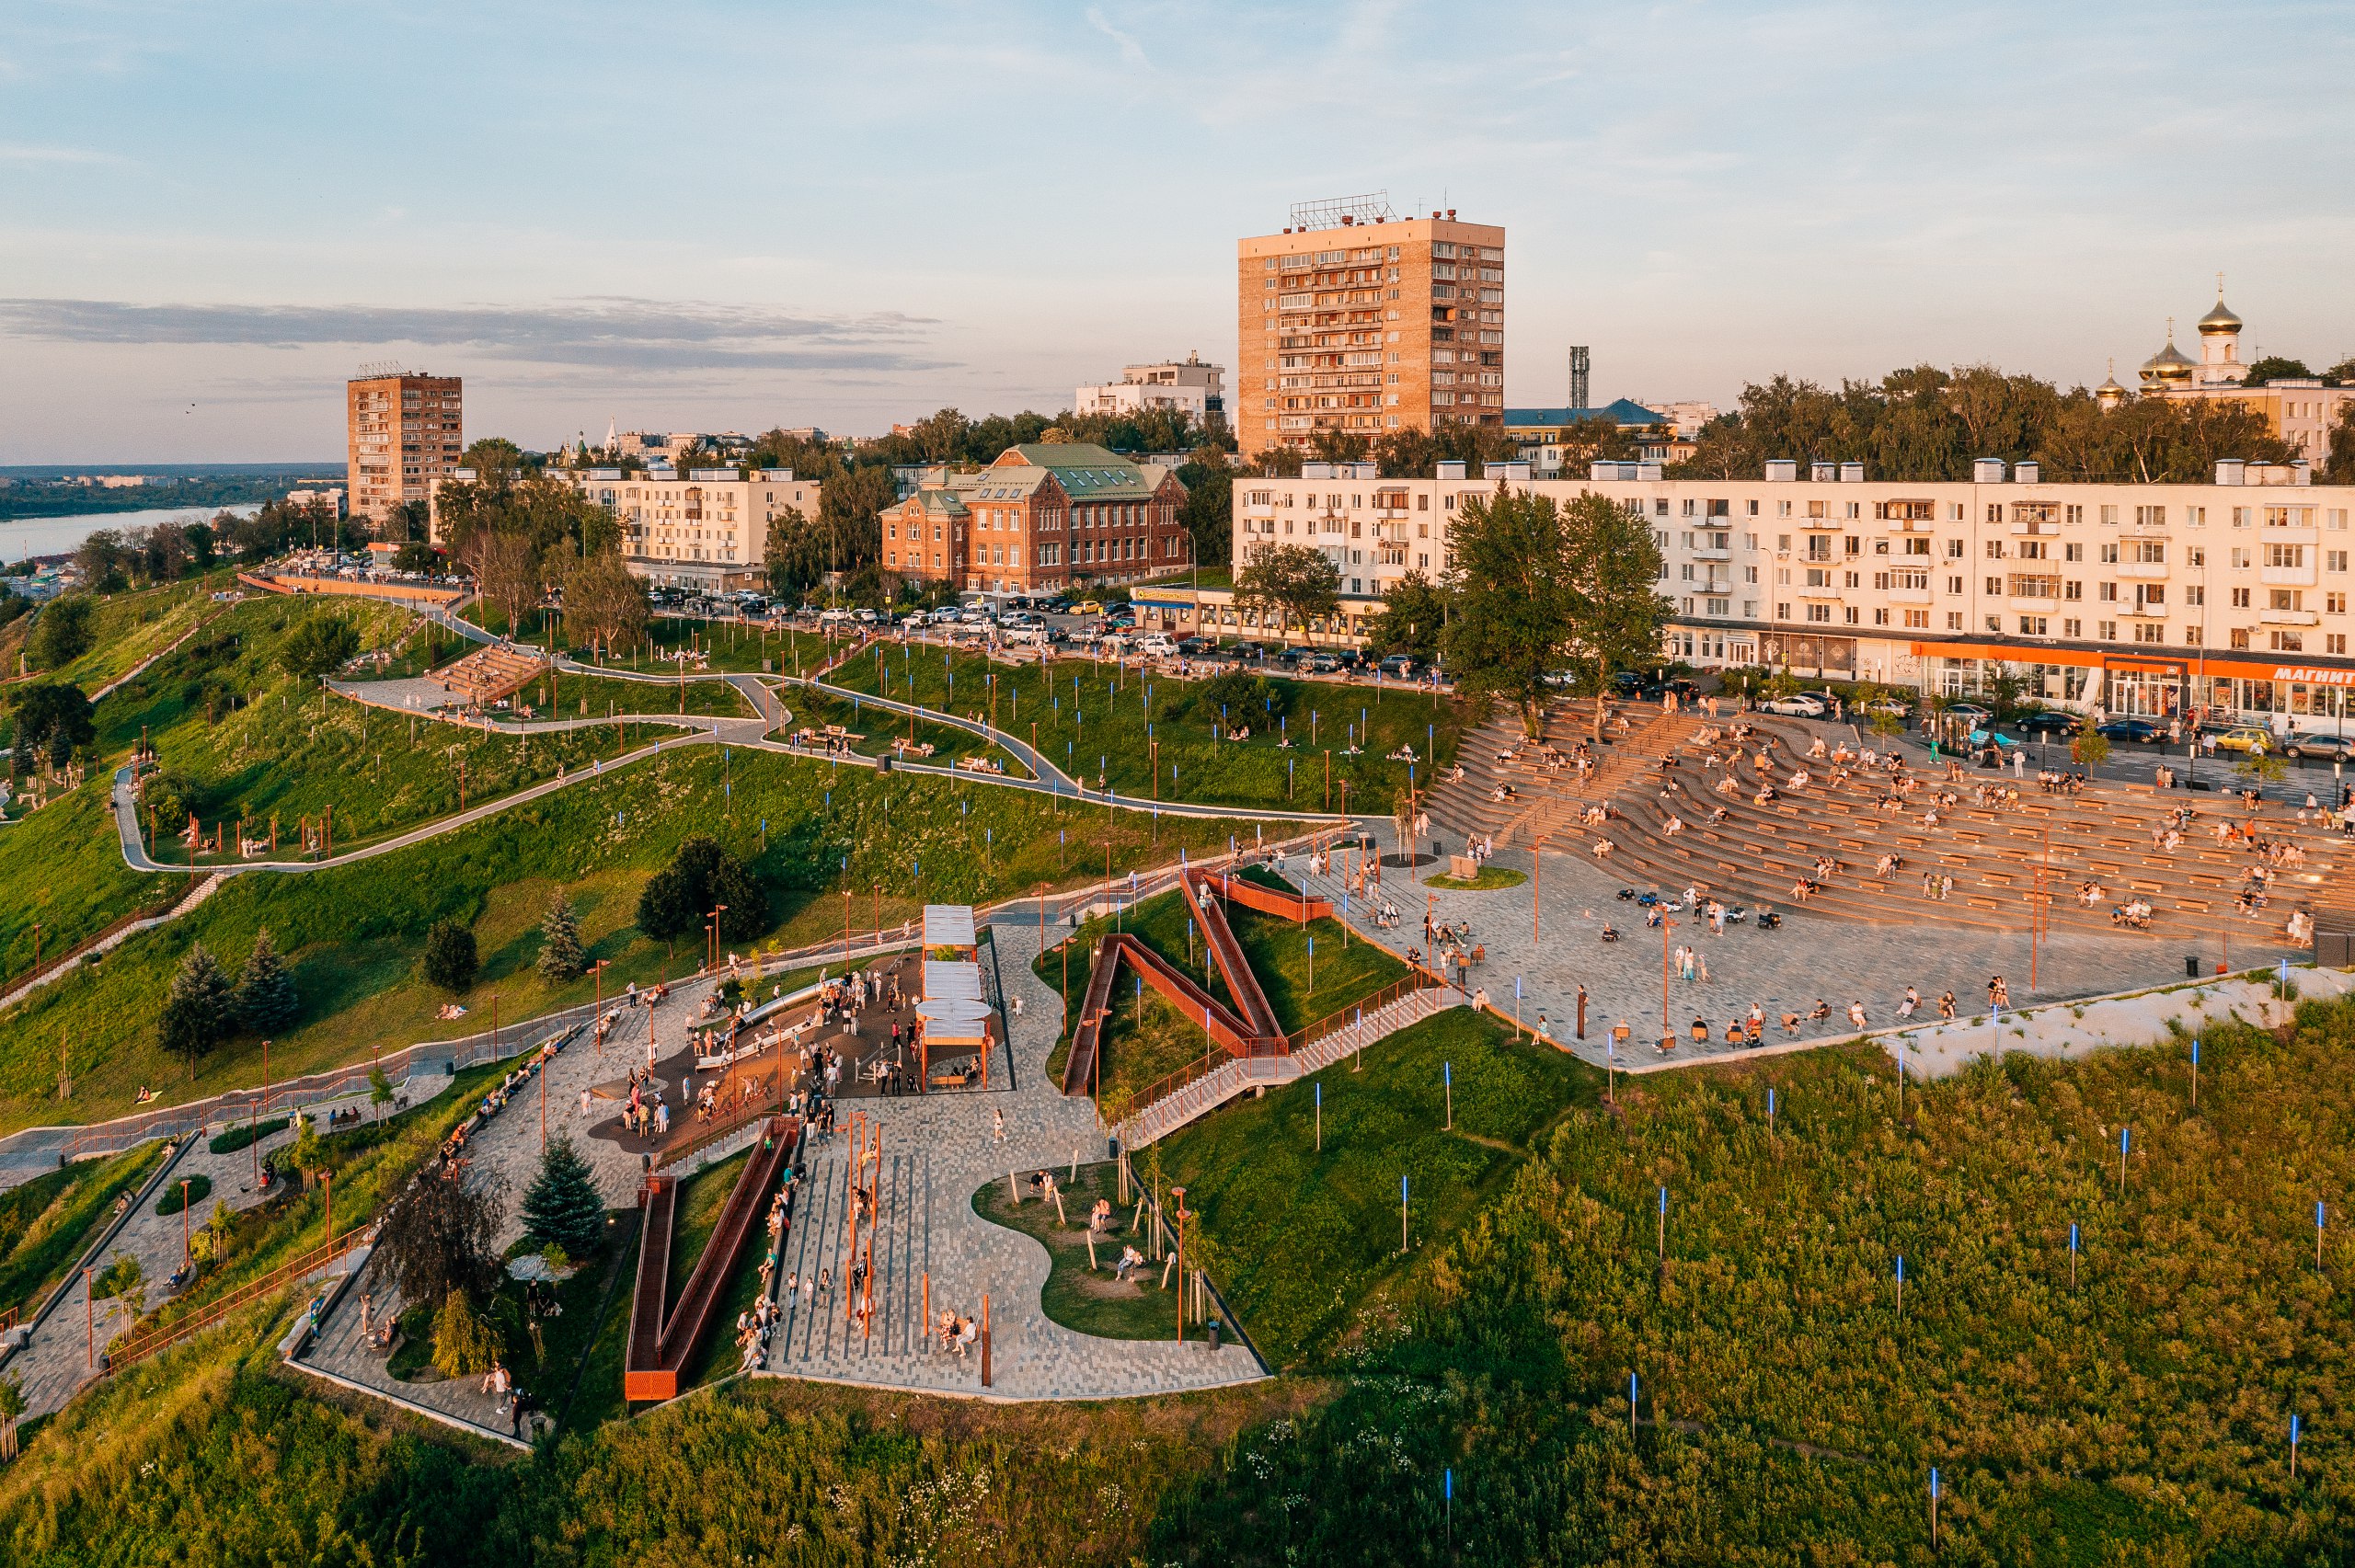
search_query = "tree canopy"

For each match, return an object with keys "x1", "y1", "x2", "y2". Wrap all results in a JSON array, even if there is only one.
[
  {"x1": 1673, "y1": 363, "x2": 2297, "y2": 482},
  {"x1": 10, "y1": 681, "x2": 95, "y2": 772},
  {"x1": 25, "y1": 596, "x2": 95, "y2": 670},
  {"x1": 636, "y1": 835, "x2": 764, "y2": 947},
  {"x1": 1235, "y1": 543, "x2": 1341, "y2": 647},
  {"x1": 158, "y1": 942, "x2": 237, "y2": 1077},
  {"x1": 1361, "y1": 571, "x2": 1446, "y2": 662}
]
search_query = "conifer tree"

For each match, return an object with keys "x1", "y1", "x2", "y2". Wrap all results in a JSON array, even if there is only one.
[
  {"x1": 159, "y1": 942, "x2": 236, "y2": 1078},
  {"x1": 520, "y1": 1137, "x2": 605, "y2": 1258},
  {"x1": 535, "y1": 890, "x2": 585, "y2": 982},
  {"x1": 237, "y1": 927, "x2": 299, "y2": 1035}
]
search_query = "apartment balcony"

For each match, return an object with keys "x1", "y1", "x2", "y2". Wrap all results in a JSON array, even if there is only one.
[
  {"x1": 2114, "y1": 560, "x2": 2169, "y2": 579},
  {"x1": 1797, "y1": 519, "x2": 1847, "y2": 532},
  {"x1": 1690, "y1": 547, "x2": 1730, "y2": 563},
  {"x1": 2009, "y1": 520, "x2": 2061, "y2": 536},
  {"x1": 1887, "y1": 583, "x2": 1935, "y2": 605},
  {"x1": 2120, "y1": 602, "x2": 2168, "y2": 618},
  {"x1": 2261, "y1": 566, "x2": 2318, "y2": 588},
  {"x1": 1880, "y1": 518, "x2": 1936, "y2": 533},
  {"x1": 2262, "y1": 608, "x2": 2321, "y2": 626}
]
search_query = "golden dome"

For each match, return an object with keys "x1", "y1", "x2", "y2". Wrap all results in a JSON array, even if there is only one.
[
  {"x1": 2140, "y1": 330, "x2": 2194, "y2": 386},
  {"x1": 2197, "y1": 298, "x2": 2243, "y2": 335}
]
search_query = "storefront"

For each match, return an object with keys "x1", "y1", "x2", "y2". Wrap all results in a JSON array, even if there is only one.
[{"x1": 1759, "y1": 633, "x2": 1857, "y2": 678}]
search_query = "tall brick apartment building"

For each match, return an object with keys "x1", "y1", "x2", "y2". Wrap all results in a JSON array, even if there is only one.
[
  {"x1": 880, "y1": 441, "x2": 1189, "y2": 595},
  {"x1": 1236, "y1": 196, "x2": 1506, "y2": 456},
  {"x1": 346, "y1": 372, "x2": 462, "y2": 531}
]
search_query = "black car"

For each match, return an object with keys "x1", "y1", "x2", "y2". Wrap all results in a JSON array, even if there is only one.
[
  {"x1": 2095, "y1": 718, "x2": 2164, "y2": 743},
  {"x1": 2013, "y1": 710, "x2": 2083, "y2": 738},
  {"x1": 1176, "y1": 636, "x2": 1215, "y2": 657},
  {"x1": 1232, "y1": 641, "x2": 1267, "y2": 660}
]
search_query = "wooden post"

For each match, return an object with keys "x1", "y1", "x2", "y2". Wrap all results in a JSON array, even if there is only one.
[
  {"x1": 980, "y1": 1293, "x2": 992, "y2": 1387},
  {"x1": 923, "y1": 1272, "x2": 930, "y2": 1350}
]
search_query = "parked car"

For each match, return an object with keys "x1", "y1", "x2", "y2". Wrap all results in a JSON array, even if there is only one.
[
  {"x1": 1136, "y1": 634, "x2": 1178, "y2": 658},
  {"x1": 2285, "y1": 732, "x2": 2355, "y2": 762},
  {"x1": 2096, "y1": 718, "x2": 2165, "y2": 743},
  {"x1": 1760, "y1": 693, "x2": 1827, "y2": 717},
  {"x1": 1940, "y1": 703, "x2": 1993, "y2": 725},
  {"x1": 1069, "y1": 600, "x2": 1104, "y2": 616},
  {"x1": 1380, "y1": 654, "x2": 1420, "y2": 680},
  {"x1": 1861, "y1": 695, "x2": 1913, "y2": 719},
  {"x1": 1176, "y1": 636, "x2": 1215, "y2": 657},
  {"x1": 817, "y1": 607, "x2": 856, "y2": 625},
  {"x1": 2012, "y1": 710, "x2": 2082, "y2": 738},
  {"x1": 1305, "y1": 650, "x2": 1341, "y2": 673},
  {"x1": 2211, "y1": 726, "x2": 2273, "y2": 755}
]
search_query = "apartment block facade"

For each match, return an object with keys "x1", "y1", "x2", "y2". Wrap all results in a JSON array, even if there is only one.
[
  {"x1": 561, "y1": 468, "x2": 821, "y2": 591},
  {"x1": 1074, "y1": 353, "x2": 1225, "y2": 423},
  {"x1": 1235, "y1": 204, "x2": 1505, "y2": 457},
  {"x1": 1220, "y1": 459, "x2": 2355, "y2": 727},
  {"x1": 347, "y1": 372, "x2": 462, "y2": 529},
  {"x1": 879, "y1": 442, "x2": 1190, "y2": 596}
]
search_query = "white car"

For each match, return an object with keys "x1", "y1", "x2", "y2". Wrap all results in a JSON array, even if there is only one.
[
  {"x1": 1136, "y1": 635, "x2": 1177, "y2": 658},
  {"x1": 1760, "y1": 693, "x2": 1828, "y2": 717},
  {"x1": 817, "y1": 607, "x2": 856, "y2": 625}
]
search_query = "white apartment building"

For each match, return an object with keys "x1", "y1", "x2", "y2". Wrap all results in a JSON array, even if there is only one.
[
  {"x1": 563, "y1": 467, "x2": 821, "y2": 591},
  {"x1": 1218, "y1": 457, "x2": 2355, "y2": 727},
  {"x1": 1074, "y1": 353, "x2": 1225, "y2": 423}
]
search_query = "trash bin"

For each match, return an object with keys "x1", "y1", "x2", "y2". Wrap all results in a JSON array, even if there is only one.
[
  {"x1": 2186, "y1": 956, "x2": 2201, "y2": 979},
  {"x1": 878, "y1": 752, "x2": 893, "y2": 773},
  {"x1": 1208, "y1": 1318, "x2": 1221, "y2": 1352},
  {"x1": 1106, "y1": 1133, "x2": 1120, "y2": 1162}
]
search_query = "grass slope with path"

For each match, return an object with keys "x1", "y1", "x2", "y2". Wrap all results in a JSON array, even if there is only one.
[
  {"x1": 1037, "y1": 875, "x2": 1408, "y2": 1113},
  {"x1": 0, "y1": 747, "x2": 1273, "y2": 1133},
  {"x1": 0, "y1": 1141, "x2": 170, "y2": 1321},
  {"x1": 826, "y1": 645, "x2": 1465, "y2": 812},
  {"x1": 971, "y1": 1159, "x2": 1173, "y2": 1341},
  {"x1": 0, "y1": 777, "x2": 180, "y2": 985},
  {"x1": 505, "y1": 669, "x2": 751, "y2": 723}
]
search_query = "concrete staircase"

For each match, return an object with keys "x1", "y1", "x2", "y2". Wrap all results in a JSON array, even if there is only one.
[
  {"x1": 1116, "y1": 985, "x2": 1462, "y2": 1150},
  {"x1": 1422, "y1": 700, "x2": 1703, "y2": 853}
]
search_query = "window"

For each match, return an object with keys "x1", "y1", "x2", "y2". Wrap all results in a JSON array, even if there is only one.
[
  {"x1": 1986, "y1": 576, "x2": 2004, "y2": 596},
  {"x1": 2271, "y1": 631, "x2": 2304, "y2": 652},
  {"x1": 1985, "y1": 614, "x2": 2002, "y2": 632},
  {"x1": 1947, "y1": 612, "x2": 1964, "y2": 630},
  {"x1": 2266, "y1": 543, "x2": 2307, "y2": 568},
  {"x1": 2188, "y1": 546, "x2": 2205, "y2": 567},
  {"x1": 1807, "y1": 604, "x2": 1832, "y2": 623},
  {"x1": 2183, "y1": 625, "x2": 2201, "y2": 645},
  {"x1": 2135, "y1": 505, "x2": 2166, "y2": 527},
  {"x1": 2134, "y1": 623, "x2": 2165, "y2": 644},
  {"x1": 2188, "y1": 506, "x2": 2205, "y2": 526},
  {"x1": 2065, "y1": 580, "x2": 2084, "y2": 601},
  {"x1": 2063, "y1": 542, "x2": 2084, "y2": 562},
  {"x1": 2134, "y1": 541, "x2": 2165, "y2": 564},
  {"x1": 2099, "y1": 543, "x2": 2120, "y2": 563},
  {"x1": 2019, "y1": 615, "x2": 2048, "y2": 635},
  {"x1": 2098, "y1": 621, "x2": 2118, "y2": 639},
  {"x1": 2270, "y1": 589, "x2": 2303, "y2": 612},
  {"x1": 2018, "y1": 540, "x2": 2047, "y2": 560},
  {"x1": 1775, "y1": 602, "x2": 1791, "y2": 619},
  {"x1": 1985, "y1": 540, "x2": 2006, "y2": 559},
  {"x1": 2062, "y1": 618, "x2": 2082, "y2": 637},
  {"x1": 1845, "y1": 607, "x2": 1860, "y2": 624},
  {"x1": 2100, "y1": 506, "x2": 2119, "y2": 525},
  {"x1": 1903, "y1": 536, "x2": 1931, "y2": 557},
  {"x1": 2232, "y1": 587, "x2": 2252, "y2": 608},
  {"x1": 2230, "y1": 628, "x2": 2252, "y2": 649},
  {"x1": 1874, "y1": 608, "x2": 1890, "y2": 625},
  {"x1": 1903, "y1": 609, "x2": 1929, "y2": 629},
  {"x1": 2098, "y1": 582, "x2": 2117, "y2": 601},
  {"x1": 1946, "y1": 538, "x2": 1964, "y2": 558},
  {"x1": 1947, "y1": 576, "x2": 1964, "y2": 594},
  {"x1": 2328, "y1": 591, "x2": 2348, "y2": 614},
  {"x1": 2329, "y1": 634, "x2": 2349, "y2": 654},
  {"x1": 2329, "y1": 550, "x2": 2349, "y2": 572},
  {"x1": 2185, "y1": 585, "x2": 2204, "y2": 606}
]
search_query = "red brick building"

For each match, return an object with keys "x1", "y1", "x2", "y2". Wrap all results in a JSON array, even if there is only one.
[{"x1": 881, "y1": 442, "x2": 1191, "y2": 596}]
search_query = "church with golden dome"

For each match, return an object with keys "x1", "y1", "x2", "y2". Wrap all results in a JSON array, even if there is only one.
[{"x1": 2099, "y1": 284, "x2": 2351, "y2": 464}]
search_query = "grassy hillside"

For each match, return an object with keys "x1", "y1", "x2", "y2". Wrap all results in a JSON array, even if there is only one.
[
  {"x1": 0, "y1": 776, "x2": 178, "y2": 980},
  {"x1": 0, "y1": 747, "x2": 1270, "y2": 1130},
  {"x1": 827, "y1": 646, "x2": 1464, "y2": 812}
]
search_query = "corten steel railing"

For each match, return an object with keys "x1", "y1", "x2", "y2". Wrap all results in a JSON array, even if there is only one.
[
  {"x1": 625, "y1": 1116, "x2": 797, "y2": 1402},
  {"x1": 106, "y1": 1227, "x2": 369, "y2": 1374},
  {"x1": 1283, "y1": 969, "x2": 1447, "y2": 1055}
]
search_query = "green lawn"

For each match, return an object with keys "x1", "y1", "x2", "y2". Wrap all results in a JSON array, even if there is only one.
[
  {"x1": 0, "y1": 777, "x2": 180, "y2": 980},
  {"x1": 1149, "y1": 1005, "x2": 1594, "y2": 1368},
  {"x1": 787, "y1": 685, "x2": 1021, "y2": 773},
  {"x1": 1035, "y1": 879, "x2": 1407, "y2": 1114},
  {"x1": 0, "y1": 748, "x2": 1271, "y2": 1132},
  {"x1": 971, "y1": 1161, "x2": 1173, "y2": 1340},
  {"x1": 35, "y1": 578, "x2": 224, "y2": 692},
  {"x1": 508, "y1": 670, "x2": 750, "y2": 723},
  {"x1": 0, "y1": 1141, "x2": 170, "y2": 1319},
  {"x1": 1422, "y1": 864, "x2": 1527, "y2": 890},
  {"x1": 826, "y1": 646, "x2": 1463, "y2": 811}
]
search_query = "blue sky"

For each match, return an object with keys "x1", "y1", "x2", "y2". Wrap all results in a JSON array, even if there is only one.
[{"x1": 2, "y1": 0, "x2": 2350, "y2": 462}]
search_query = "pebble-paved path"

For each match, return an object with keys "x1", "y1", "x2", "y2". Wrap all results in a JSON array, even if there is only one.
[
  {"x1": 761, "y1": 920, "x2": 1264, "y2": 1399},
  {"x1": 1282, "y1": 818, "x2": 2301, "y2": 1070},
  {"x1": 6, "y1": 1074, "x2": 445, "y2": 1419}
]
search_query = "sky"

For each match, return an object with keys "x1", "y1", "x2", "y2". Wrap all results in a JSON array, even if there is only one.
[{"x1": 3, "y1": 0, "x2": 2352, "y2": 464}]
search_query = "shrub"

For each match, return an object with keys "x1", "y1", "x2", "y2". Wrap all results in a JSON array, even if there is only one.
[
  {"x1": 25, "y1": 596, "x2": 95, "y2": 670},
  {"x1": 209, "y1": 1116, "x2": 288, "y2": 1155},
  {"x1": 279, "y1": 614, "x2": 362, "y2": 680},
  {"x1": 429, "y1": 1289, "x2": 502, "y2": 1380},
  {"x1": 155, "y1": 1172, "x2": 213, "y2": 1216},
  {"x1": 1191, "y1": 670, "x2": 1288, "y2": 727},
  {"x1": 420, "y1": 919, "x2": 478, "y2": 992},
  {"x1": 636, "y1": 834, "x2": 764, "y2": 946}
]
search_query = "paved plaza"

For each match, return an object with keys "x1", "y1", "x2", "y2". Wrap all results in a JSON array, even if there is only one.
[{"x1": 1280, "y1": 818, "x2": 2302, "y2": 1071}]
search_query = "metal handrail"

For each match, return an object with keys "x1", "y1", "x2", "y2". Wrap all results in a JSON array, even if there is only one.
[{"x1": 107, "y1": 1227, "x2": 367, "y2": 1373}]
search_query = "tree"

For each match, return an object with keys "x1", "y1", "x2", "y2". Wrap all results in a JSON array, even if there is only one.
[
  {"x1": 392, "y1": 541, "x2": 438, "y2": 574},
  {"x1": 563, "y1": 546, "x2": 649, "y2": 658},
  {"x1": 1440, "y1": 487, "x2": 1580, "y2": 737},
  {"x1": 1235, "y1": 543, "x2": 1342, "y2": 647},
  {"x1": 636, "y1": 835, "x2": 764, "y2": 950},
  {"x1": 421, "y1": 919, "x2": 478, "y2": 992},
  {"x1": 459, "y1": 437, "x2": 526, "y2": 487},
  {"x1": 2070, "y1": 731, "x2": 2112, "y2": 769},
  {"x1": 281, "y1": 614, "x2": 362, "y2": 680},
  {"x1": 431, "y1": 1288, "x2": 503, "y2": 1380},
  {"x1": 2243, "y1": 355, "x2": 2312, "y2": 385},
  {"x1": 369, "y1": 1064, "x2": 395, "y2": 1121},
  {"x1": 1175, "y1": 444, "x2": 1233, "y2": 569},
  {"x1": 520, "y1": 1138, "x2": 606, "y2": 1258},
  {"x1": 92, "y1": 1253, "x2": 148, "y2": 1322},
  {"x1": 477, "y1": 531, "x2": 541, "y2": 636},
  {"x1": 236, "y1": 927, "x2": 298, "y2": 1035},
  {"x1": 25, "y1": 596, "x2": 96, "y2": 670},
  {"x1": 1361, "y1": 571, "x2": 1445, "y2": 662},
  {"x1": 1557, "y1": 492, "x2": 1671, "y2": 740},
  {"x1": 285, "y1": 1116, "x2": 326, "y2": 1190},
  {"x1": 10, "y1": 682, "x2": 95, "y2": 773},
  {"x1": 2326, "y1": 406, "x2": 2355, "y2": 486},
  {"x1": 73, "y1": 533, "x2": 128, "y2": 593},
  {"x1": 158, "y1": 942, "x2": 236, "y2": 1078},
  {"x1": 535, "y1": 890, "x2": 585, "y2": 982},
  {"x1": 377, "y1": 1172, "x2": 504, "y2": 1309}
]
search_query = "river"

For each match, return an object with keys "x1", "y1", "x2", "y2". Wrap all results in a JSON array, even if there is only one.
[{"x1": 0, "y1": 504, "x2": 264, "y2": 564}]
